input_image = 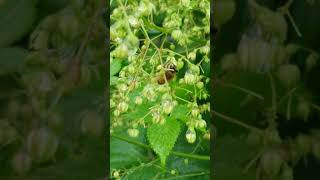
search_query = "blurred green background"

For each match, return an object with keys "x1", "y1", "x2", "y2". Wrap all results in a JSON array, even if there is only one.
[
  {"x1": 0, "y1": 0, "x2": 107, "y2": 179},
  {"x1": 213, "y1": 0, "x2": 320, "y2": 179}
]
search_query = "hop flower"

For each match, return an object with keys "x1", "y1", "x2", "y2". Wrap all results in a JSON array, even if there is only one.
[
  {"x1": 135, "y1": 96, "x2": 143, "y2": 105},
  {"x1": 196, "y1": 81, "x2": 204, "y2": 89},
  {"x1": 152, "y1": 110, "x2": 164, "y2": 124},
  {"x1": 186, "y1": 127, "x2": 196, "y2": 144},
  {"x1": 195, "y1": 119, "x2": 207, "y2": 128},
  {"x1": 118, "y1": 102, "x2": 129, "y2": 113},
  {"x1": 171, "y1": 29, "x2": 183, "y2": 40},
  {"x1": 181, "y1": 0, "x2": 190, "y2": 6},
  {"x1": 162, "y1": 100, "x2": 175, "y2": 114},
  {"x1": 188, "y1": 52, "x2": 196, "y2": 61},
  {"x1": 142, "y1": 85, "x2": 156, "y2": 101},
  {"x1": 184, "y1": 71, "x2": 197, "y2": 84},
  {"x1": 177, "y1": 59, "x2": 184, "y2": 70},
  {"x1": 114, "y1": 43, "x2": 128, "y2": 58},
  {"x1": 191, "y1": 107, "x2": 200, "y2": 117},
  {"x1": 127, "y1": 128, "x2": 139, "y2": 137},
  {"x1": 129, "y1": 16, "x2": 139, "y2": 28},
  {"x1": 114, "y1": 110, "x2": 120, "y2": 117}
]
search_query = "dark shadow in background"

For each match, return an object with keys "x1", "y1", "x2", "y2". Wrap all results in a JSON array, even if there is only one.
[
  {"x1": 212, "y1": 0, "x2": 320, "y2": 179},
  {"x1": 0, "y1": 0, "x2": 108, "y2": 179}
]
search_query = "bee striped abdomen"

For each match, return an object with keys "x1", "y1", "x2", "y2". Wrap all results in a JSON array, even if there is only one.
[{"x1": 157, "y1": 63, "x2": 177, "y2": 84}]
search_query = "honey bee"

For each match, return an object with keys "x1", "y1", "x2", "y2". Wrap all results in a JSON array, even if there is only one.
[{"x1": 157, "y1": 63, "x2": 177, "y2": 84}]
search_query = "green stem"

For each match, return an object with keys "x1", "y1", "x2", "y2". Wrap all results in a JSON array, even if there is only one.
[
  {"x1": 142, "y1": 18, "x2": 171, "y2": 34},
  {"x1": 268, "y1": 73, "x2": 277, "y2": 122},
  {"x1": 156, "y1": 172, "x2": 210, "y2": 180},
  {"x1": 111, "y1": 134, "x2": 210, "y2": 161},
  {"x1": 242, "y1": 149, "x2": 263, "y2": 173},
  {"x1": 221, "y1": 82, "x2": 264, "y2": 101},
  {"x1": 286, "y1": 10, "x2": 302, "y2": 37},
  {"x1": 286, "y1": 92, "x2": 293, "y2": 120},
  {"x1": 311, "y1": 103, "x2": 320, "y2": 112},
  {"x1": 212, "y1": 110, "x2": 263, "y2": 134},
  {"x1": 174, "y1": 95, "x2": 193, "y2": 103}
]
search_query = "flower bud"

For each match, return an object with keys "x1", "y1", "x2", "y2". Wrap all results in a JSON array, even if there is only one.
[
  {"x1": 118, "y1": 84, "x2": 128, "y2": 92},
  {"x1": 127, "y1": 128, "x2": 139, "y2": 137},
  {"x1": 27, "y1": 128, "x2": 59, "y2": 163},
  {"x1": 152, "y1": 110, "x2": 163, "y2": 124},
  {"x1": 204, "y1": 132, "x2": 210, "y2": 140},
  {"x1": 184, "y1": 158, "x2": 189, "y2": 165},
  {"x1": 260, "y1": 149, "x2": 283, "y2": 176},
  {"x1": 135, "y1": 96, "x2": 143, "y2": 105},
  {"x1": 188, "y1": 52, "x2": 196, "y2": 61},
  {"x1": 196, "y1": 81, "x2": 204, "y2": 89},
  {"x1": 184, "y1": 71, "x2": 196, "y2": 84},
  {"x1": 113, "y1": 170, "x2": 120, "y2": 178},
  {"x1": 186, "y1": 127, "x2": 196, "y2": 144},
  {"x1": 114, "y1": 43, "x2": 129, "y2": 58},
  {"x1": 195, "y1": 120, "x2": 206, "y2": 128},
  {"x1": 181, "y1": 0, "x2": 190, "y2": 6},
  {"x1": 276, "y1": 64, "x2": 300, "y2": 88},
  {"x1": 171, "y1": 29, "x2": 183, "y2": 40},
  {"x1": 129, "y1": 16, "x2": 139, "y2": 28},
  {"x1": 118, "y1": 102, "x2": 129, "y2": 113},
  {"x1": 162, "y1": 100, "x2": 175, "y2": 114},
  {"x1": 189, "y1": 64, "x2": 200, "y2": 74},
  {"x1": 306, "y1": 53, "x2": 318, "y2": 71},
  {"x1": 114, "y1": 110, "x2": 120, "y2": 117},
  {"x1": 138, "y1": 1, "x2": 154, "y2": 16},
  {"x1": 81, "y1": 111, "x2": 104, "y2": 137},
  {"x1": 191, "y1": 107, "x2": 200, "y2": 117},
  {"x1": 177, "y1": 59, "x2": 184, "y2": 70},
  {"x1": 168, "y1": 169, "x2": 175, "y2": 175},
  {"x1": 11, "y1": 151, "x2": 32, "y2": 175},
  {"x1": 200, "y1": 45, "x2": 210, "y2": 55}
]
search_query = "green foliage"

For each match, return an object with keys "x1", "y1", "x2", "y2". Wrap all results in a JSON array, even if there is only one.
[
  {"x1": 110, "y1": 0, "x2": 210, "y2": 179},
  {"x1": 111, "y1": 138, "x2": 147, "y2": 170},
  {"x1": 0, "y1": 0, "x2": 36, "y2": 47},
  {"x1": 0, "y1": 0, "x2": 106, "y2": 178},
  {"x1": 214, "y1": 0, "x2": 320, "y2": 179},
  {"x1": 0, "y1": 48, "x2": 27, "y2": 75},
  {"x1": 147, "y1": 117, "x2": 181, "y2": 166}
]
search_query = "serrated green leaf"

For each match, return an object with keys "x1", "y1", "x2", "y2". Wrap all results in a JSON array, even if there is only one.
[
  {"x1": 110, "y1": 137, "x2": 147, "y2": 170},
  {"x1": 0, "y1": 0, "x2": 36, "y2": 47},
  {"x1": 147, "y1": 117, "x2": 181, "y2": 166},
  {"x1": 213, "y1": 135, "x2": 260, "y2": 180},
  {"x1": 0, "y1": 48, "x2": 28, "y2": 75},
  {"x1": 122, "y1": 165, "x2": 159, "y2": 180},
  {"x1": 110, "y1": 60, "x2": 122, "y2": 76}
]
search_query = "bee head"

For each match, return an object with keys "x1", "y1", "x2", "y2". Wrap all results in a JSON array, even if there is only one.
[{"x1": 165, "y1": 63, "x2": 177, "y2": 72}]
